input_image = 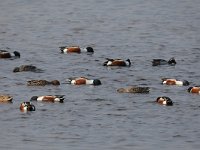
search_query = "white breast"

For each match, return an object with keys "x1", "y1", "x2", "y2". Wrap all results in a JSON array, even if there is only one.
[
  {"x1": 175, "y1": 81, "x2": 183, "y2": 86},
  {"x1": 37, "y1": 96, "x2": 44, "y2": 101},
  {"x1": 86, "y1": 80, "x2": 94, "y2": 85}
]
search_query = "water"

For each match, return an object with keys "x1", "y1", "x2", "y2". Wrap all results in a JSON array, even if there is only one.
[{"x1": 0, "y1": 0, "x2": 200, "y2": 149}]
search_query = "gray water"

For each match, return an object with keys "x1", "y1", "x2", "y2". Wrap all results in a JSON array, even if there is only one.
[{"x1": 0, "y1": 0, "x2": 200, "y2": 149}]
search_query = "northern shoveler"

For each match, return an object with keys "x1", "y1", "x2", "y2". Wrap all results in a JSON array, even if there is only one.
[
  {"x1": 27, "y1": 80, "x2": 60, "y2": 86},
  {"x1": 117, "y1": 86, "x2": 150, "y2": 93},
  {"x1": 0, "y1": 50, "x2": 20, "y2": 58},
  {"x1": 188, "y1": 86, "x2": 200, "y2": 94},
  {"x1": 152, "y1": 57, "x2": 176, "y2": 66},
  {"x1": 156, "y1": 96, "x2": 173, "y2": 106},
  {"x1": 13, "y1": 65, "x2": 43, "y2": 73},
  {"x1": 30, "y1": 95, "x2": 64, "y2": 103},
  {"x1": 103, "y1": 58, "x2": 131, "y2": 66},
  {"x1": 162, "y1": 78, "x2": 189, "y2": 86},
  {"x1": 60, "y1": 46, "x2": 94, "y2": 53},
  {"x1": 66, "y1": 77, "x2": 101, "y2": 85},
  {"x1": 20, "y1": 102, "x2": 35, "y2": 112},
  {"x1": 0, "y1": 95, "x2": 13, "y2": 103}
]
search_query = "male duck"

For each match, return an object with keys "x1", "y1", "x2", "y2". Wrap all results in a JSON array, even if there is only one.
[
  {"x1": 117, "y1": 86, "x2": 150, "y2": 93},
  {"x1": 156, "y1": 96, "x2": 173, "y2": 106},
  {"x1": 20, "y1": 102, "x2": 35, "y2": 112},
  {"x1": 188, "y1": 86, "x2": 200, "y2": 94},
  {"x1": 0, "y1": 95, "x2": 13, "y2": 103},
  {"x1": 103, "y1": 58, "x2": 131, "y2": 66},
  {"x1": 66, "y1": 77, "x2": 101, "y2": 86},
  {"x1": 30, "y1": 95, "x2": 64, "y2": 103},
  {"x1": 162, "y1": 78, "x2": 189, "y2": 86},
  {"x1": 13, "y1": 65, "x2": 43, "y2": 73},
  {"x1": 27, "y1": 80, "x2": 60, "y2": 86},
  {"x1": 152, "y1": 57, "x2": 176, "y2": 66},
  {"x1": 60, "y1": 46, "x2": 94, "y2": 53},
  {"x1": 0, "y1": 50, "x2": 20, "y2": 58}
]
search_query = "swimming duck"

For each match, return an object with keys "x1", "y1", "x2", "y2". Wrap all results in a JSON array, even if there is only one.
[
  {"x1": 0, "y1": 95, "x2": 13, "y2": 103},
  {"x1": 188, "y1": 86, "x2": 200, "y2": 94},
  {"x1": 162, "y1": 78, "x2": 189, "y2": 86},
  {"x1": 0, "y1": 50, "x2": 20, "y2": 58},
  {"x1": 13, "y1": 65, "x2": 43, "y2": 73},
  {"x1": 117, "y1": 86, "x2": 150, "y2": 93},
  {"x1": 103, "y1": 58, "x2": 131, "y2": 66},
  {"x1": 60, "y1": 46, "x2": 94, "y2": 53},
  {"x1": 156, "y1": 96, "x2": 173, "y2": 106},
  {"x1": 66, "y1": 77, "x2": 101, "y2": 85},
  {"x1": 20, "y1": 102, "x2": 35, "y2": 112},
  {"x1": 30, "y1": 95, "x2": 64, "y2": 103},
  {"x1": 152, "y1": 57, "x2": 176, "y2": 66},
  {"x1": 27, "y1": 80, "x2": 60, "y2": 86}
]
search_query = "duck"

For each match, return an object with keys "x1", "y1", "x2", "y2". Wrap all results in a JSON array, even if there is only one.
[
  {"x1": 103, "y1": 58, "x2": 131, "y2": 66},
  {"x1": 0, "y1": 95, "x2": 13, "y2": 103},
  {"x1": 188, "y1": 86, "x2": 200, "y2": 94},
  {"x1": 27, "y1": 80, "x2": 60, "y2": 86},
  {"x1": 162, "y1": 78, "x2": 189, "y2": 86},
  {"x1": 20, "y1": 102, "x2": 35, "y2": 112},
  {"x1": 59, "y1": 46, "x2": 94, "y2": 53},
  {"x1": 30, "y1": 95, "x2": 64, "y2": 103},
  {"x1": 117, "y1": 86, "x2": 150, "y2": 93},
  {"x1": 13, "y1": 65, "x2": 43, "y2": 73},
  {"x1": 156, "y1": 96, "x2": 173, "y2": 106},
  {"x1": 0, "y1": 50, "x2": 20, "y2": 58},
  {"x1": 152, "y1": 57, "x2": 176, "y2": 66},
  {"x1": 66, "y1": 77, "x2": 101, "y2": 85}
]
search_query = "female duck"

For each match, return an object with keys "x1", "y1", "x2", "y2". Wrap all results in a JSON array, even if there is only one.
[
  {"x1": 13, "y1": 65, "x2": 43, "y2": 73},
  {"x1": 30, "y1": 95, "x2": 64, "y2": 103},
  {"x1": 0, "y1": 95, "x2": 13, "y2": 103},
  {"x1": 66, "y1": 77, "x2": 101, "y2": 86},
  {"x1": 117, "y1": 86, "x2": 150, "y2": 93},
  {"x1": 27, "y1": 80, "x2": 60, "y2": 86},
  {"x1": 103, "y1": 58, "x2": 131, "y2": 66}
]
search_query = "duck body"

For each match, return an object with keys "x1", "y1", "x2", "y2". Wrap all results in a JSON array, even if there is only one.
[
  {"x1": 60, "y1": 46, "x2": 94, "y2": 53},
  {"x1": 30, "y1": 95, "x2": 64, "y2": 103},
  {"x1": 162, "y1": 78, "x2": 189, "y2": 86},
  {"x1": 0, "y1": 50, "x2": 20, "y2": 58},
  {"x1": 13, "y1": 65, "x2": 43, "y2": 73},
  {"x1": 27, "y1": 80, "x2": 60, "y2": 86},
  {"x1": 0, "y1": 95, "x2": 13, "y2": 103},
  {"x1": 156, "y1": 96, "x2": 173, "y2": 106},
  {"x1": 117, "y1": 86, "x2": 150, "y2": 93},
  {"x1": 188, "y1": 86, "x2": 200, "y2": 94},
  {"x1": 152, "y1": 58, "x2": 176, "y2": 66},
  {"x1": 103, "y1": 58, "x2": 131, "y2": 66},
  {"x1": 20, "y1": 102, "x2": 35, "y2": 112},
  {"x1": 66, "y1": 77, "x2": 101, "y2": 86}
]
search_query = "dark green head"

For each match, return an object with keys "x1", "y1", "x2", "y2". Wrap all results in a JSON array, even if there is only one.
[{"x1": 93, "y1": 79, "x2": 101, "y2": 85}]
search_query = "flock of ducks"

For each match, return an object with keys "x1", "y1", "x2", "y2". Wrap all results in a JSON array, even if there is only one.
[{"x1": 0, "y1": 46, "x2": 199, "y2": 111}]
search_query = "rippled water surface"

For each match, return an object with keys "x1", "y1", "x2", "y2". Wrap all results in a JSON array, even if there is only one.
[{"x1": 1, "y1": 0, "x2": 200, "y2": 149}]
